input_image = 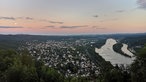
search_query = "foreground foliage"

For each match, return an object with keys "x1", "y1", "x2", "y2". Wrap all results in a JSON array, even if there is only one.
[{"x1": 0, "y1": 50, "x2": 64, "y2": 82}]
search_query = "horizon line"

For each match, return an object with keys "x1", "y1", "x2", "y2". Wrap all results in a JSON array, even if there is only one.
[{"x1": 0, "y1": 32, "x2": 146, "y2": 36}]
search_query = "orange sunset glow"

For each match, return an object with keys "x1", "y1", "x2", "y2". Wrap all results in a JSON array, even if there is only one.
[{"x1": 0, "y1": 0, "x2": 146, "y2": 35}]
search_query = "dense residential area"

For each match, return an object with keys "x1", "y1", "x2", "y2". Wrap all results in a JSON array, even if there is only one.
[{"x1": 24, "y1": 40, "x2": 99, "y2": 77}]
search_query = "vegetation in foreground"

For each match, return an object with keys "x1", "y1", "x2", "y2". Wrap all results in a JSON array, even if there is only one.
[{"x1": 0, "y1": 50, "x2": 64, "y2": 82}]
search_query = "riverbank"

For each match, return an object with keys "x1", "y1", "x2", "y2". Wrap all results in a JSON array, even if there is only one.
[{"x1": 95, "y1": 38, "x2": 134, "y2": 65}]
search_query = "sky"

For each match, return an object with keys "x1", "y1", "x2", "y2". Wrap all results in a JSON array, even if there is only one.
[{"x1": 0, "y1": 0, "x2": 146, "y2": 35}]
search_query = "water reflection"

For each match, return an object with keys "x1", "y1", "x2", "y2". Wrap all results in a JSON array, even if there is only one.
[{"x1": 95, "y1": 38, "x2": 134, "y2": 65}]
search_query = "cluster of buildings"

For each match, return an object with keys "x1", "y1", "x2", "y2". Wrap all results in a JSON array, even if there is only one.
[{"x1": 25, "y1": 40, "x2": 99, "y2": 77}]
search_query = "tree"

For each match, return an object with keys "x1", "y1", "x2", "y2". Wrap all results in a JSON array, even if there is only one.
[
  {"x1": 130, "y1": 45, "x2": 146, "y2": 82},
  {"x1": 0, "y1": 49, "x2": 64, "y2": 82}
]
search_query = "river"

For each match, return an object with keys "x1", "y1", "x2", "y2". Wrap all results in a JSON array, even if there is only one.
[{"x1": 95, "y1": 38, "x2": 134, "y2": 65}]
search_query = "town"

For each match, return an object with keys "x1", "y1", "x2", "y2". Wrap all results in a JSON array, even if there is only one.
[{"x1": 24, "y1": 39, "x2": 100, "y2": 77}]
